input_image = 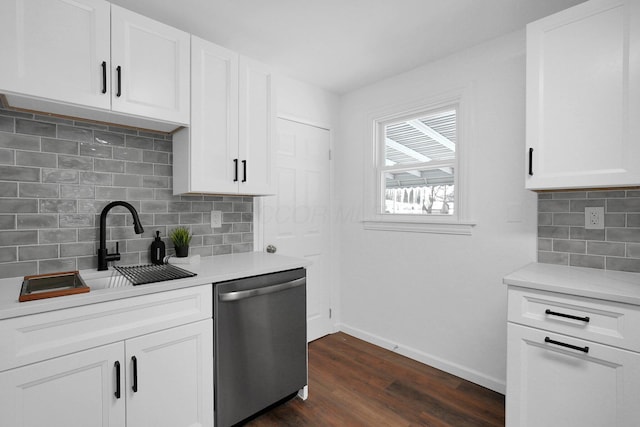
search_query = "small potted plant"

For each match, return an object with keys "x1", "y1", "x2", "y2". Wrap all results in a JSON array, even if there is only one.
[{"x1": 169, "y1": 226, "x2": 192, "y2": 257}]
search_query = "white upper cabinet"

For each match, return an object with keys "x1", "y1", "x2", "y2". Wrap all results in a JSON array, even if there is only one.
[
  {"x1": 238, "y1": 56, "x2": 275, "y2": 195},
  {"x1": 173, "y1": 37, "x2": 274, "y2": 196},
  {"x1": 526, "y1": 0, "x2": 640, "y2": 190},
  {"x1": 0, "y1": 0, "x2": 189, "y2": 129},
  {"x1": 110, "y1": 5, "x2": 190, "y2": 124},
  {"x1": 0, "y1": 0, "x2": 111, "y2": 109},
  {"x1": 173, "y1": 36, "x2": 239, "y2": 194}
]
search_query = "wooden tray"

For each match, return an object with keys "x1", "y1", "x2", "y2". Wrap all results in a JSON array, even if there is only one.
[{"x1": 19, "y1": 271, "x2": 90, "y2": 302}]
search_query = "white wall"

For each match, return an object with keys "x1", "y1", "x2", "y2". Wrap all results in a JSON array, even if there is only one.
[
  {"x1": 276, "y1": 75, "x2": 339, "y2": 129},
  {"x1": 335, "y1": 30, "x2": 537, "y2": 393}
]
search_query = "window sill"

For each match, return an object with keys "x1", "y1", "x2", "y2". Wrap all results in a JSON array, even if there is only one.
[{"x1": 362, "y1": 218, "x2": 476, "y2": 235}]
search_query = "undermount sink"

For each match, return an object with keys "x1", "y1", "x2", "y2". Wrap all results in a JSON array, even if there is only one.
[
  {"x1": 80, "y1": 264, "x2": 197, "y2": 289},
  {"x1": 80, "y1": 270, "x2": 132, "y2": 290}
]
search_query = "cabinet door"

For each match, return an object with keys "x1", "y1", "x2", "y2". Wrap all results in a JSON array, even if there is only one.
[
  {"x1": 0, "y1": 342, "x2": 125, "y2": 427},
  {"x1": 125, "y1": 320, "x2": 213, "y2": 427},
  {"x1": 174, "y1": 36, "x2": 239, "y2": 195},
  {"x1": 110, "y1": 5, "x2": 190, "y2": 125},
  {"x1": 526, "y1": 0, "x2": 640, "y2": 189},
  {"x1": 506, "y1": 323, "x2": 640, "y2": 427},
  {"x1": 239, "y1": 56, "x2": 276, "y2": 195},
  {"x1": 0, "y1": 0, "x2": 111, "y2": 109}
]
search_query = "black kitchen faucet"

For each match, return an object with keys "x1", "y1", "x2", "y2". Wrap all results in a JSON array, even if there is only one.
[{"x1": 97, "y1": 201, "x2": 144, "y2": 271}]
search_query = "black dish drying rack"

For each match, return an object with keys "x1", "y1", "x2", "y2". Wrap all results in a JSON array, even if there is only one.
[{"x1": 114, "y1": 264, "x2": 197, "y2": 286}]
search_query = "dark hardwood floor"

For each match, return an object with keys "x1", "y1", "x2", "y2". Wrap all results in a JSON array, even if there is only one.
[{"x1": 246, "y1": 332, "x2": 505, "y2": 426}]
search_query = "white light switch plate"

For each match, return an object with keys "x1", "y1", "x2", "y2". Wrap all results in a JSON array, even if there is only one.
[{"x1": 211, "y1": 211, "x2": 222, "y2": 228}]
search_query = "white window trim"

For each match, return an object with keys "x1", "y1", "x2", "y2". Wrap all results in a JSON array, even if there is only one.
[{"x1": 362, "y1": 86, "x2": 476, "y2": 235}]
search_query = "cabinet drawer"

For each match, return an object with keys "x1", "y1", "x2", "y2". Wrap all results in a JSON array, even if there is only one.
[
  {"x1": 506, "y1": 323, "x2": 640, "y2": 427},
  {"x1": 507, "y1": 286, "x2": 640, "y2": 351},
  {"x1": 0, "y1": 285, "x2": 212, "y2": 372}
]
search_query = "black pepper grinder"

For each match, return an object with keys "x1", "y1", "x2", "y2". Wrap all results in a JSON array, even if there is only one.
[{"x1": 150, "y1": 230, "x2": 166, "y2": 265}]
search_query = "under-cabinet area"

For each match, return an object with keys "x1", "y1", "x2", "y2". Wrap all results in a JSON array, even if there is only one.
[{"x1": 504, "y1": 263, "x2": 640, "y2": 427}]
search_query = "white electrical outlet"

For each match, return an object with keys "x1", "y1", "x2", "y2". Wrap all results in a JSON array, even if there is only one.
[
  {"x1": 585, "y1": 207, "x2": 604, "y2": 230},
  {"x1": 211, "y1": 211, "x2": 222, "y2": 228}
]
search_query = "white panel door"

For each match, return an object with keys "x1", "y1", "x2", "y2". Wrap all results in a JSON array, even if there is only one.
[
  {"x1": 238, "y1": 56, "x2": 275, "y2": 195},
  {"x1": 263, "y1": 118, "x2": 332, "y2": 342},
  {"x1": 506, "y1": 323, "x2": 640, "y2": 427},
  {"x1": 0, "y1": 0, "x2": 111, "y2": 109},
  {"x1": 126, "y1": 320, "x2": 214, "y2": 427},
  {"x1": 0, "y1": 342, "x2": 125, "y2": 427},
  {"x1": 110, "y1": 5, "x2": 190, "y2": 124}
]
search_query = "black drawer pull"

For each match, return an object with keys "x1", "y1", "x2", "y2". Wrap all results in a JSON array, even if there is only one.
[
  {"x1": 545, "y1": 336, "x2": 589, "y2": 353},
  {"x1": 114, "y1": 361, "x2": 121, "y2": 399},
  {"x1": 545, "y1": 309, "x2": 590, "y2": 323},
  {"x1": 101, "y1": 61, "x2": 107, "y2": 94},
  {"x1": 528, "y1": 147, "x2": 534, "y2": 176},
  {"x1": 116, "y1": 66, "x2": 122, "y2": 97},
  {"x1": 131, "y1": 356, "x2": 138, "y2": 392},
  {"x1": 233, "y1": 159, "x2": 239, "y2": 182},
  {"x1": 242, "y1": 160, "x2": 247, "y2": 182}
]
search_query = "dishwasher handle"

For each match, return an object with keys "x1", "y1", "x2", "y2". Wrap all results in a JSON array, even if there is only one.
[{"x1": 219, "y1": 277, "x2": 305, "y2": 302}]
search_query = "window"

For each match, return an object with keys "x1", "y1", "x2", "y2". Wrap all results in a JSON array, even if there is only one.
[
  {"x1": 364, "y1": 90, "x2": 474, "y2": 234},
  {"x1": 382, "y1": 107, "x2": 457, "y2": 216}
]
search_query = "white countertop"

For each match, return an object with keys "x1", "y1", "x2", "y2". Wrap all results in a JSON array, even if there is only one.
[
  {"x1": 503, "y1": 263, "x2": 640, "y2": 306},
  {"x1": 0, "y1": 252, "x2": 309, "y2": 320}
]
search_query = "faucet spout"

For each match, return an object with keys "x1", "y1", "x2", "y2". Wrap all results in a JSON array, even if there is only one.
[{"x1": 98, "y1": 201, "x2": 144, "y2": 271}]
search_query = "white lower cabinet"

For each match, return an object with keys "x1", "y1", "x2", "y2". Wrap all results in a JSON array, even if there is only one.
[
  {"x1": 0, "y1": 285, "x2": 213, "y2": 427},
  {"x1": 507, "y1": 323, "x2": 640, "y2": 427},
  {"x1": 126, "y1": 320, "x2": 213, "y2": 427},
  {"x1": 0, "y1": 342, "x2": 124, "y2": 427},
  {"x1": 506, "y1": 286, "x2": 640, "y2": 427}
]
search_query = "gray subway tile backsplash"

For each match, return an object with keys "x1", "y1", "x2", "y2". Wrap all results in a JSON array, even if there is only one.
[
  {"x1": 586, "y1": 241, "x2": 625, "y2": 257},
  {"x1": 569, "y1": 253, "x2": 605, "y2": 269},
  {"x1": 538, "y1": 190, "x2": 640, "y2": 273},
  {"x1": 0, "y1": 104, "x2": 253, "y2": 279},
  {"x1": 0, "y1": 116, "x2": 13, "y2": 132},
  {"x1": 0, "y1": 165, "x2": 40, "y2": 182}
]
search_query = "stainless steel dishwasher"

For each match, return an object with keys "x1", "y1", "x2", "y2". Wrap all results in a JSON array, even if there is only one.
[{"x1": 214, "y1": 268, "x2": 307, "y2": 427}]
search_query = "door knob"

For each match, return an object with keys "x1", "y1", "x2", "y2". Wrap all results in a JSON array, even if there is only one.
[{"x1": 266, "y1": 245, "x2": 277, "y2": 254}]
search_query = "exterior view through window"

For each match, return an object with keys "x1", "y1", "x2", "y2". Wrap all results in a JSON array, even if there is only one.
[{"x1": 382, "y1": 107, "x2": 457, "y2": 215}]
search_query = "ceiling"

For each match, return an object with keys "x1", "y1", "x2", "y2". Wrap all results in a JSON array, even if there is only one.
[{"x1": 110, "y1": 0, "x2": 587, "y2": 94}]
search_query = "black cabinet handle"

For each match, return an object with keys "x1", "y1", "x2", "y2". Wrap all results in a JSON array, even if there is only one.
[
  {"x1": 101, "y1": 61, "x2": 107, "y2": 94},
  {"x1": 116, "y1": 66, "x2": 122, "y2": 97},
  {"x1": 131, "y1": 356, "x2": 138, "y2": 392},
  {"x1": 545, "y1": 309, "x2": 590, "y2": 323},
  {"x1": 114, "y1": 361, "x2": 121, "y2": 399},
  {"x1": 545, "y1": 336, "x2": 589, "y2": 353},
  {"x1": 528, "y1": 147, "x2": 534, "y2": 176},
  {"x1": 233, "y1": 159, "x2": 239, "y2": 182},
  {"x1": 242, "y1": 160, "x2": 247, "y2": 182}
]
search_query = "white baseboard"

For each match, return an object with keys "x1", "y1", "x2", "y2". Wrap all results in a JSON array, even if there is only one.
[{"x1": 337, "y1": 323, "x2": 506, "y2": 394}]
